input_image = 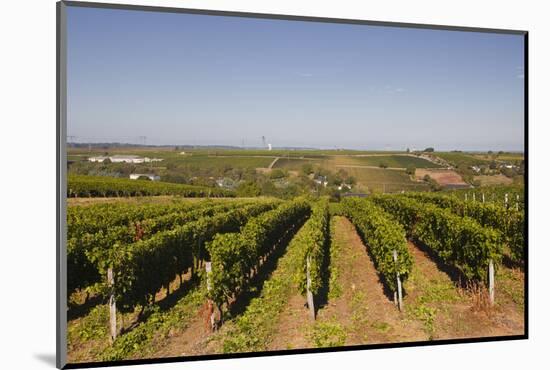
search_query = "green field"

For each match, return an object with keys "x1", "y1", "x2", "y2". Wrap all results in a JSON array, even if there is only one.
[
  {"x1": 164, "y1": 155, "x2": 274, "y2": 169},
  {"x1": 273, "y1": 158, "x2": 323, "y2": 170},
  {"x1": 343, "y1": 167, "x2": 429, "y2": 192},
  {"x1": 332, "y1": 155, "x2": 442, "y2": 169},
  {"x1": 67, "y1": 175, "x2": 235, "y2": 197},
  {"x1": 273, "y1": 155, "x2": 431, "y2": 192},
  {"x1": 434, "y1": 152, "x2": 490, "y2": 167}
]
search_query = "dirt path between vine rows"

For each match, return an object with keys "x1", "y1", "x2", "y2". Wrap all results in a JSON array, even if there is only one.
[
  {"x1": 269, "y1": 216, "x2": 426, "y2": 350},
  {"x1": 404, "y1": 240, "x2": 524, "y2": 340},
  {"x1": 151, "y1": 303, "x2": 213, "y2": 358}
]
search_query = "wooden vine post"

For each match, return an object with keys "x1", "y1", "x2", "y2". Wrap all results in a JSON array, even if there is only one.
[
  {"x1": 516, "y1": 194, "x2": 520, "y2": 211},
  {"x1": 473, "y1": 193, "x2": 476, "y2": 202},
  {"x1": 306, "y1": 255, "x2": 316, "y2": 320},
  {"x1": 205, "y1": 262, "x2": 217, "y2": 331},
  {"x1": 482, "y1": 193, "x2": 485, "y2": 203},
  {"x1": 107, "y1": 268, "x2": 117, "y2": 342},
  {"x1": 488, "y1": 259, "x2": 495, "y2": 306},
  {"x1": 393, "y1": 250, "x2": 403, "y2": 311},
  {"x1": 505, "y1": 193, "x2": 509, "y2": 209}
]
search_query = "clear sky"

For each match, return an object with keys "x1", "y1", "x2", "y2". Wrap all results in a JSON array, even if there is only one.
[{"x1": 66, "y1": 6, "x2": 525, "y2": 151}]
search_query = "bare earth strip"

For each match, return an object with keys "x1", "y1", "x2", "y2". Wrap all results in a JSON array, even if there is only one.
[
  {"x1": 335, "y1": 164, "x2": 407, "y2": 171},
  {"x1": 269, "y1": 216, "x2": 426, "y2": 350},
  {"x1": 266, "y1": 282, "x2": 314, "y2": 351},
  {"x1": 150, "y1": 303, "x2": 213, "y2": 358},
  {"x1": 415, "y1": 168, "x2": 468, "y2": 186},
  {"x1": 311, "y1": 217, "x2": 426, "y2": 346},
  {"x1": 404, "y1": 241, "x2": 524, "y2": 340}
]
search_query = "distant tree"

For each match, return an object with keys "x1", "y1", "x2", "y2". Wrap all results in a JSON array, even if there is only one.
[
  {"x1": 259, "y1": 179, "x2": 278, "y2": 196},
  {"x1": 330, "y1": 176, "x2": 343, "y2": 186},
  {"x1": 488, "y1": 150, "x2": 493, "y2": 155},
  {"x1": 379, "y1": 162, "x2": 388, "y2": 169},
  {"x1": 301, "y1": 163, "x2": 314, "y2": 176},
  {"x1": 236, "y1": 181, "x2": 261, "y2": 197},
  {"x1": 423, "y1": 175, "x2": 441, "y2": 191},
  {"x1": 406, "y1": 148, "x2": 411, "y2": 153},
  {"x1": 406, "y1": 166, "x2": 416, "y2": 176},
  {"x1": 489, "y1": 160, "x2": 498, "y2": 170},
  {"x1": 269, "y1": 169, "x2": 286, "y2": 179},
  {"x1": 423, "y1": 147, "x2": 435, "y2": 152},
  {"x1": 502, "y1": 168, "x2": 516, "y2": 178}
]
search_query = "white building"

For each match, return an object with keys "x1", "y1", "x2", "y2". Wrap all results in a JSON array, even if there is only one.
[
  {"x1": 337, "y1": 183, "x2": 352, "y2": 191},
  {"x1": 314, "y1": 176, "x2": 329, "y2": 187},
  {"x1": 110, "y1": 155, "x2": 145, "y2": 163},
  {"x1": 129, "y1": 173, "x2": 160, "y2": 181},
  {"x1": 88, "y1": 156, "x2": 108, "y2": 162},
  {"x1": 88, "y1": 155, "x2": 163, "y2": 164}
]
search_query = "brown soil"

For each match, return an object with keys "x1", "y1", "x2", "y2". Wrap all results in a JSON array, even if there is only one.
[
  {"x1": 150, "y1": 306, "x2": 214, "y2": 358},
  {"x1": 404, "y1": 241, "x2": 524, "y2": 340},
  {"x1": 415, "y1": 169, "x2": 467, "y2": 186},
  {"x1": 267, "y1": 288, "x2": 314, "y2": 351},
  {"x1": 310, "y1": 217, "x2": 426, "y2": 346}
]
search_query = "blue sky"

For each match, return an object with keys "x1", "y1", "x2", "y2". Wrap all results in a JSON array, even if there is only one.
[{"x1": 67, "y1": 6, "x2": 525, "y2": 151}]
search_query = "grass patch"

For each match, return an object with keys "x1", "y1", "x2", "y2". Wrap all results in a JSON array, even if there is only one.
[
  {"x1": 411, "y1": 305, "x2": 436, "y2": 339},
  {"x1": 330, "y1": 155, "x2": 442, "y2": 169},
  {"x1": 434, "y1": 152, "x2": 489, "y2": 167},
  {"x1": 405, "y1": 265, "x2": 460, "y2": 339},
  {"x1": 309, "y1": 321, "x2": 347, "y2": 347},
  {"x1": 497, "y1": 268, "x2": 525, "y2": 310},
  {"x1": 327, "y1": 219, "x2": 343, "y2": 300},
  {"x1": 221, "y1": 203, "x2": 329, "y2": 353},
  {"x1": 68, "y1": 305, "x2": 109, "y2": 345},
  {"x1": 371, "y1": 321, "x2": 391, "y2": 333},
  {"x1": 99, "y1": 285, "x2": 206, "y2": 361}
]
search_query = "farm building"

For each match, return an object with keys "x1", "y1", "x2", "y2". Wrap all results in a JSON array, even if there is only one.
[
  {"x1": 129, "y1": 173, "x2": 160, "y2": 181},
  {"x1": 216, "y1": 177, "x2": 237, "y2": 189},
  {"x1": 110, "y1": 155, "x2": 145, "y2": 163},
  {"x1": 337, "y1": 183, "x2": 352, "y2": 191},
  {"x1": 314, "y1": 176, "x2": 328, "y2": 187},
  {"x1": 88, "y1": 155, "x2": 163, "y2": 164},
  {"x1": 88, "y1": 156, "x2": 108, "y2": 162}
]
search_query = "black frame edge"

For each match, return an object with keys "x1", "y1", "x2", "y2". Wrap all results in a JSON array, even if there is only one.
[
  {"x1": 62, "y1": 0, "x2": 527, "y2": 35},
  {"x1": 57, "y1": 1, "x2": 68, "y2": 368}
]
